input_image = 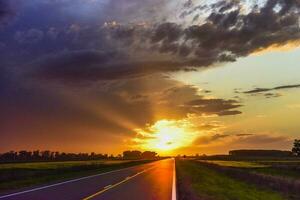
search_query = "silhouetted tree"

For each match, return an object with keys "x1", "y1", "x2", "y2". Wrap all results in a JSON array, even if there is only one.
[
  {"x1": 141, "y1": 151, "x2": 157, "y2": 159},
  {"x1": 19, "y1": 151, "x2": 32, "y2": 160},
  {"x1": 123, "y1": 150, "x2": 158, "y2": 160},
  {"x1": 109, "y1": 154, "x2": 114, "y2": 159},
  {"x1": 0, "y1": 149, "x2": 158, "y2": 163},
  {"x1": 229, "y1": 150, "x2": 292, "y2": 157},
  {"x1": 123, "y1": 150, "x2": 142, "y2": 159},
  {"x1": 0, "y1": 151, "x2": 17, "y2": 161},
  {"x1": 292, "y1": 139, "x2": 300, "y2": 156},
  {"x1": 54, "y1": 151, "x2": 60, "y2": 160},
  {"x1": 41, "y1": 150, "x2": 51, "y2": 160},
  {"x1": 32, "y1": 150, "x2": 40, "y2": 160}
]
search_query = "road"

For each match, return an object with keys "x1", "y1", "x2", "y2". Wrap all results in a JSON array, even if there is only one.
[{"x1": 0, "y1": 159, "x2": 176, "y2": 200}]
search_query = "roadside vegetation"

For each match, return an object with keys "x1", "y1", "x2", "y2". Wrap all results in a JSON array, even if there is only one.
[
  {"x1": 176, "y1": 160, "x2": 285, "y2": 200},
  {"x1": 0, "y1": 159, "x2": 156, "y2": 192},
  {"x1": 200, "y1": 160, "x2": 300, "y2": 180},
  {"x1": 200, "y1": 160, "x2": 268, "y2": 168},
  {"x1": 0, "y1": 149, "x2": 161, "y2": 192},
  {"x1": 177, "y1": 140, "x2": 300, "y2": 199}
]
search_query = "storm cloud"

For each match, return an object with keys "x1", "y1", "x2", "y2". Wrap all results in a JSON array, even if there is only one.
[
  {"x1": 0, "y1": 0, "x2": 13, "y2": 23},
  {"x1": 1, "y1": 0, "x2": 298, "y2": 82},
  {"x1": 183, "y1": 98, "x2": 242, "y2": 116},
  {"x1": 0, "y1": 0, "x2": 299, "y2": 152}
]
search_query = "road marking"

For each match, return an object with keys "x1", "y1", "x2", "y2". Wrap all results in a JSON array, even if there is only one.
[
  {"x1": 82, "y1": 167, "x2": 154, "y2": 200},
  {"x1": 0, "y1": 163, "x2": 156, "y2": 199},
  {"x1": 172, "y1": 158, "x2": 177, "y2": 200},
  {"x1": 103, "y1": 185, "x2": 112, "y2": 189}
]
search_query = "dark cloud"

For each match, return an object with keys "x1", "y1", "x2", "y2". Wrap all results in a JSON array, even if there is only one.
[
  {"x1": 30, "y1": 57, "x2": 194, "y2": 87},
  {"x1": 31, "y1": 50, "x2": 125, "y2": 81},
  {"x1": 14, "y1": 29, "x2": 44, "y2": 44},
  {"x1": 180, "y1": 0, "x2": 300, "y2": 57},
  {"x1": 193, "y1": 134, "x2": 230, "y2": 145},
  {"x1": 0, "y1": 74, "x2": 158, "y2": 151},
  {"x1": 243, "y1": 84, "x2": 300, "y2": 96},
  {"x1": 197, "y1": 123, "x2": 221, "y2": 131},
  {"x1": 264, "y1": 93, "x2": 282, "y2": 98},
  {"x1": 244, "y1": 88, "x2": 272, "y2": 94},
  {"x1": 2, "y1": 67, "x2": 243, "y2": 151},
  {"x1": 0, "y1": 0, "x2": 14, "y2": 24},
  {"x1": 183, "y1": 98, "x2": 242, "y2": 116},
  {"x1": 3, "y1": 0, "x2": 298, "y2": 82},
  {"x1": 193, "y1": 133, "x2": 290, "y2": 146},
  {"x1": 183, "y1": 0, "x2": 193, "y2": 9},
  {"x1": 219, "y1": 110, "x2": 242, "y2": 116},
  {"x1": 202, "y1": 90, "x2": 212, "y2": 93},
  {"x1": 152, "y1": 84, "x2": 243, "y2": 117},
  {"x1": 274, "y1": 84, "x2": 300, "y2": 90},
  {"x1": 233, "y1": 134, "x2": 291, "y2": 145},
  {"x1": 0, "y1": 0, "x2": 298, "y2": 152},
  {"x1": 31, "y1": 50, "x2": 203, "y2": 82},
  {"x1": 236, "y1": 133, "x2": 254, "y2": 137}
]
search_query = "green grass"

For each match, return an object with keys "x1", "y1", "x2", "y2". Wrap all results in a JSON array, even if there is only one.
[
  {"x1": 258, "y1": 160, "x2": 300, "y2": 164},
  {"x1": 252, "y1": 167, "x2": 300, "y2": 180},
  {"x1": 253, "y1": 160, "x2": 300, "y2": 179},
  {"x1": 198, "y1": 160, "x2": 300, "y2": 180},
  {"x1": 0, "y1": 160, "x2": 129, "y2": 170},
  {"x1": 199, "y1": 160, "x2": 268, "y2": 168},
  {"x1": 177, "y1": 160, "x2": 285, "y2": 200},
  {"x1": 0, "y1": 160, "x2": 153, "y2": 192}
]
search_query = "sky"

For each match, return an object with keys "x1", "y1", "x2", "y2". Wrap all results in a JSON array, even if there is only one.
[{"x1": 1, "y1": 0, "x2": 300, "y2": 155}]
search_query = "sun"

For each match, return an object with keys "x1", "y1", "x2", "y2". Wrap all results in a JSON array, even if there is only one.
[
  {"x1": 133, "y1": 119, "x2": 197, "y2": 153},
  {"x1": 149, "y1": 122, "x2": 184, "y2": 151}
]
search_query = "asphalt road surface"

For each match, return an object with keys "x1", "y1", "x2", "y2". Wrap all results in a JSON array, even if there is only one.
[{"x1": 0, "y1": 159, "x2": 176, "y2": 200}]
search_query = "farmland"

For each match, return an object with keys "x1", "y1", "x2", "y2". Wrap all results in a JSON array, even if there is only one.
[
  {"x1": 176, "y1": 160, "x2": 284, "y2": 200},
  {"x1": 200, "y1": 160, "x2": 268, "y2": 168},
  {"x1": 177, "y1": 159, "x2": 300, "y2": 200},
  {"x1": 0, "y1": 160, "x2": 153, "y2": 192},
  {"x1": 199, "y1": 160, "x2": 300, "y2": 180}
]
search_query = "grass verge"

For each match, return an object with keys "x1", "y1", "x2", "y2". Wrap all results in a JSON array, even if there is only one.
[
  {"x1": 0, "y1": 159, "x2": 154, "y2": 192},
  {"x1": 199, "y1": 160, "x2": 300, "y2": 180},
  {"x1": 176, "y1": 160, "x2": 285, "y2": 200},
  {"x1": 199, "y1": 160, "x2": 268, "y2": 168}
]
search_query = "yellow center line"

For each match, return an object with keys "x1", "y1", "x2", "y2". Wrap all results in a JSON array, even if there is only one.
[{"x1": 82, "y1": 166, "x2": 155, "y2": 200}]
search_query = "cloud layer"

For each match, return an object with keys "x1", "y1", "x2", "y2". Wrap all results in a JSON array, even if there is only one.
[
  {"x1": 1, "y1": 0, "x2": 299, "y2": 81},
  {"x1": 244, "y1": 84, "x2": 300, "y2": 94},
  {"x1": 1, "y1": 0, "x2": 299, "y2": 153},
  {"x1": 32, "y1": 0, "x2": 300, "y2": 81}
]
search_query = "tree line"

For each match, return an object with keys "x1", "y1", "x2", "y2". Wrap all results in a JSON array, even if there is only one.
[
  {"x1": 229, "y1": 150, "x2": 293, "y2": 157},
  {"x1": 229, "y1": 139, "x2": 300, "y2": 157},
  {"x1": 123, "y1": 150, "x2": 157, "y2": 160},
  {"x1": 0, "y1": 150, "x2": 158, "y2": 163}
]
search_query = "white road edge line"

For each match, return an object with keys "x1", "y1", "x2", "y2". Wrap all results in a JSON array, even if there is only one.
[
  {"x1": 0, "y1": 162, "x2": 156, "y2": 199},
  {"x1": 172, "y1": 158, "x2": 177, "y2": 200}
]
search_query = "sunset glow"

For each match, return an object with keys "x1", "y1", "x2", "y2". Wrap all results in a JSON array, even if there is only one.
[
  {"x1": 1, "y1": 0, "x2": 300, "y2": 156},
  {"x1": 133, "y1": 120, "x2": 198, "y2": 153},
  {"x1": 2, "y1": 1, "x2": 300, "y2": 199}
]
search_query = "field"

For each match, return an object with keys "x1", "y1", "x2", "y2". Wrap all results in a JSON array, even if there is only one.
[
  {"x1": 176, "y1": 160, "x2": 284, "y2": 200},
  {"x1": 200, "y1": 160, "x2": 268, "y2": 168},
  {"x1": 199, "y1": 160, "x2": 300, "y2": 180},
  {"x1": 0, "y1": 160, "x2": 153, "y2": 192},
  {"x1": 177, "y1": 159, "x2": 300, "y2": 200},
  {"x1": 0, "y1": 160, "x2": 129, "y2": 170}
]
